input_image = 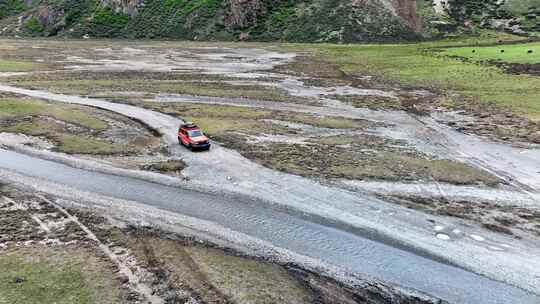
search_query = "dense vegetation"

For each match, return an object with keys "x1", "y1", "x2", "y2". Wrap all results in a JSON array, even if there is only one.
[
  {"x1": 0, "y1": 0, "x2": 416, "y2": 42},
  {"x1": 0, "y1": 0, "x2": 538, "y2": 41},
  {"x1": 0, "y1": 0, "x2": 27, "y2": 19}
]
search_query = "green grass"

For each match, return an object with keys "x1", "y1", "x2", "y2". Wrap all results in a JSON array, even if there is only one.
[
  {"x1": 56, "y1": 134, "x2": 127, "y2": 154},
  {"x1": 288, "y1": 114, "x2": 370, "y2": 129},
  {"x1": 156, "y1": 103, "x2": 272, "y2": 136},
  {"x1": 288, "y1": 32, "x2": 540, "y2": 120},
  {"x1": 128, "y1": 237, "x2": 313, "y2": 304},
  {"x1": 315, "y1": 135, "x2": 357, "y2": 145},
  {"x1": 0, "y1": 99, "x2": 107, "y2": 130},
  {"x1": 0, "y1": 98, "x2": 139, "y2": 155},
  {"x1": 0, "y1": 247, "x2": 124, "y2": 304},
  {"x1": 142, "y1": 102, "x2": 369, "y2": 137},
  {"x1": 0, "y1": 59, "x2": 41, "y2": 72},
  {"x1": 187, "y1": 246, "x2": 313, "y2": 304},
  {"x1": 3, "y1": 120, "x2": 126, "y2": 154},
  {"x1": 442, "y1": 42, "x2": 540, "y2": 64}
]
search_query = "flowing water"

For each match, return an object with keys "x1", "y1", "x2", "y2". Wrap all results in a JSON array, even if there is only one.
[{"x1": 0, "y1": 149, "x2": 538, "y2": 304}]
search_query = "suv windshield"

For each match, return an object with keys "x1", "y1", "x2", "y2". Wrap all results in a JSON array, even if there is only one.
[{"x1": 188, "y1": 130, "x2": 203, "y2": 137}]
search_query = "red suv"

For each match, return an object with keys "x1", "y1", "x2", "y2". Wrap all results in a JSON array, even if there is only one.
[{"x1": 178, "y1": 123, "x2": 211, "y2": 151}]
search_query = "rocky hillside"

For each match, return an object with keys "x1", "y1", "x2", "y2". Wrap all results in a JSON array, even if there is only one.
[
  {"x1": 418, "y1": 0, "x2": 540, "y2": 36},
  {"x1": 0, "y1": 0, "x2": 421, "y2": 42}
]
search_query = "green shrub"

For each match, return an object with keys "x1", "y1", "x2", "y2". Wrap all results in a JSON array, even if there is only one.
[
  {"x1": 88, "y1": 6, "x2": 129, "y2": 37},
  {"x1": 24, "y1": 16, "x2": 44, "y2": 34},
  {"x1": 58, "y1": 0, "x2": 99, "y2": 24}
]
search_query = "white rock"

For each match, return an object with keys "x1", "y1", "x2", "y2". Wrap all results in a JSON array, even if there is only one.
[{"x1": 436, "y1": 233, "x2": 451, "y2": 240}]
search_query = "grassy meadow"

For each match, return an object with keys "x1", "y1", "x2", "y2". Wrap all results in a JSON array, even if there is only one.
[{"x1": 289, "y1": 32, "x2": 540, "y2": 119}]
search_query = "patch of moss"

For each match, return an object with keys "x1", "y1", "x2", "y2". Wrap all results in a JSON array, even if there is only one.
[{"x1": 243, "y1": 141, "x2": 500, "y2": 186}]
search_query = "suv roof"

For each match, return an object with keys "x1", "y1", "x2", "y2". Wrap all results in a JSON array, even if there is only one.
[{"x1": 180, "y1": 123, "x2": 199, "y2": 129}]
